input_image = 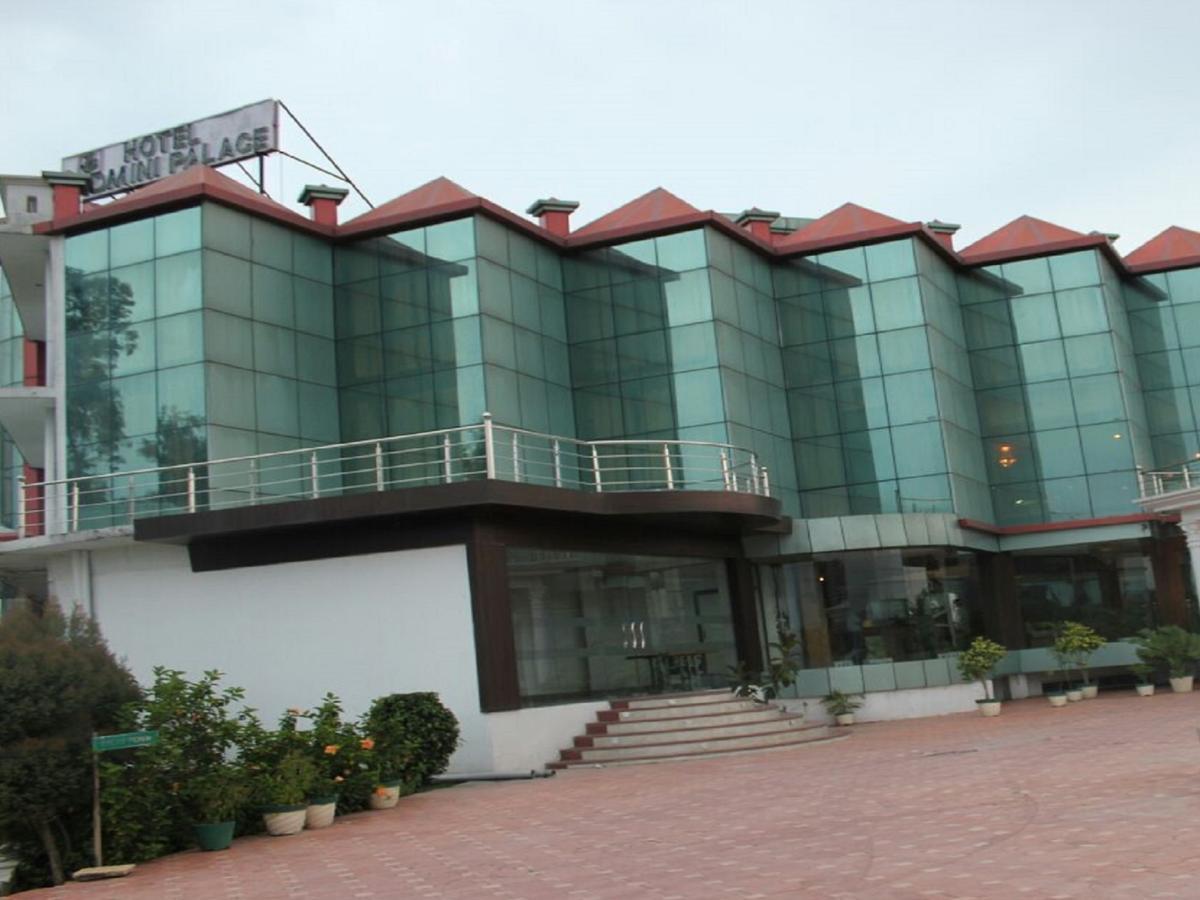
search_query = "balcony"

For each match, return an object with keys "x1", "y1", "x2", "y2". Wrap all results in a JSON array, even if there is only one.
[{"x1": 17, "y1": 415, "x2": 774, "y2": 539}]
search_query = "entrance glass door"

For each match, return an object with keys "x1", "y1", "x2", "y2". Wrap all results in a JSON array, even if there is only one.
[{"x1": 507, "y1": 548, "x2": 737, "y2": 705}]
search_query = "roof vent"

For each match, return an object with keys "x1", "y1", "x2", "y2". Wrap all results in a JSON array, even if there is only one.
[
  {"x1": 527, "y1": 198, "x2": 579, "y2": 237},
  {"x1": 926, "y1": 219, "x2": 961, "y2": 251},
  {"x1": 735, "y1": 207, "x2": 780, "y2": 241}
]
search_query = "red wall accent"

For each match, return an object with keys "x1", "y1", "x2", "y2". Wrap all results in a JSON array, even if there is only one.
[
  {"x1": 51, "y1": 183, "x2": 82, "y2": 220},
  {"x1": 539, "y1": 210, "x2": 572, "y2": 237},
  {"x1": 22, "y1": 464, "x2": 44, "y2": 536},
  {"x1": 309, "y1": 197, "x2": 340, "y2": 226},
  {"x1": 22, "y1": 339, "x2": 46, "y2": 387}
]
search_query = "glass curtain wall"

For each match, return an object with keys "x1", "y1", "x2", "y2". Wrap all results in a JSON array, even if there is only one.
[
  {"x1": 507, "y1": 547, "x2": 736, "y2": 704},
  {"x1": 1125, "y1": 265, "x2": 1200, "y2": 466},
  {"x1": 776, "y1": 238, "x2": 969, "y2": 518},
  {"x1": 772, "y1": 548, "x2": 982, "y2": 668},
  {"x1": 960, "y1": 250, "x2": 1151, "y2": 525}
]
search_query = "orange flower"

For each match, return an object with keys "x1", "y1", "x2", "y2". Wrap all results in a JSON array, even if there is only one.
[
  {"x1": 324, "y1": 744, "x2": 339, "y2": 755},
  {"x1": 373, "y1": 786, "x2": 392, "y2": 797},
  {"x1": 359, "y1": 738, "x2": 375, "y2": 751}
]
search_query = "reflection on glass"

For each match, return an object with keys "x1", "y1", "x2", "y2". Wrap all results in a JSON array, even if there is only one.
[{"x1": 507, "y1": 547, "x2": 735, "y2": 704}]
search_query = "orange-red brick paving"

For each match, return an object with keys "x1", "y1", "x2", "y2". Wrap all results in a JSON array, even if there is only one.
[{"x1": 30, "y1": 692, "x2": 1200, "y2": 899}]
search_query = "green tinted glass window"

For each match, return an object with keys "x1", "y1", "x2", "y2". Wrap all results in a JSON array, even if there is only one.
[
  {"x1": 977, "y1": 386, "x2": 1029, "y2": 435},
  {"x1": 836, "y1": 378, "x2": 889, "y2": 431},
  {"x1": 1009, "y1": 295, "x2": 1059, "y2": 343},
  {"x1": 202, "y1": 205, "x2": 251, "y2": 258},
  {"x1": 202, "y1": 251, "x2": 251, "y2": 318},
  {"x1": 109, "y1": 219, "x2": 155, "y2": 268},
  {"x1": 669, "y1": 323, "x2": 718, "y2": 371},
  {"x1": 1025, "y1": 380, "x2": 1076, "y2": 430},
  {"x1": 1056, "y1": 287, "x2": 1108, "y2": 336},
  {"x1": 883, "y1": 370, "x2": 938, "y2": 425},
  {"x1": 1064, "y1": 334, "x2": 1116, "y2": 377},
  {"x1": 673, "y1": 368, "x2": 724, "y2": 427},
  {"x1": 1071, "y1": 373, "x2": 1124, "y2": 424},
  {"x1": 971, "y1": 346, "x2": 1020, "y2": 388},
  {"x1": 825, "y1": 286, "x2": 873, "y2": 338},
  {"x1": 110, "y1": 262, "x2": 155, "y2": 322},
  {"x1": 843, "y1": 428, "x2": 895, "y2": 482},
  {"x1": 251, "y1": 219, "x2": 293, "y2": 271},
  {"x1": 1086, "y1": 472, "x2": 1138, "y2": 516},
  {"x1": 1019, "y1": 340, "x2": 1067, "y2": 382},
  {"x1": 816, "y1": 247, "x2": 867, "y2": 282},
  {"x1": 1001, "y1": 257, "x2": 1052, "y2": 295},
  {"x1": 655, "y1": 230, "x2": 706, "y2": 273},
  {"x1": 962, "y1": 301, "x2": 1013, "y2": 350},
  {"x1": 1041, "y1": 476, "x2": 1092, "y2": 520},
  {"x1": 426, "y1": 218, "x2": 475, "y2": 262},
  {"x1": 156, "y1": 311, "x2": 204, "y2": 369},
  {"x1": 67, "y1": 230, "x2": 109, "y2": 273},
  {"x1": 1049, "y1": 251, "x2": 1100, "y2": 290},
  {"x1": 252, "y1": 265, "x2": 295, "y2": 328},
  {"x1": 255, "y1": 373, "x2": 299, "y2": 435},
  {"x1": 870, "y1": 278, "x2": 923, "y2": 332},
  {"x1": 155, "y1": 251, "x2": 202, "y2": 316},
  {"x1": 891, "y1": 422, "x2": 946, "y2": 477},
  {"x1": 864, "y1": 240, "x2": 916, "y2": 282},
  {"x1": 1079, "y1": 424, "x2": 1134, "y2": 473},
  {"x1": 831, "y1": 335, "x2": 880, "y2": 381},
  {"x1": 878, "y1": 327, "x2": 929, "y2": 374},
  {"x1": 1033, "y1": 427, "x2": 1084, "y2": 478},
  {"x1": 154, "y1": 207, "x2": 202, "y2": 257}
]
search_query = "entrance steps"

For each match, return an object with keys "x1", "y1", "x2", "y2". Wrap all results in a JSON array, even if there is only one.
[{"x1": 548, "y1": 689, "x2": 841, "y2": 769}]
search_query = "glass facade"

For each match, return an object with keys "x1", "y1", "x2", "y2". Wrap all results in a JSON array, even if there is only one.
[
  {"x1": 506, "y1": 547, "x2": 736, "y2": 705},
  {"x1": 777, "y1": 238, "x2": 988, "y2": 520},
  {"x1": 20, "y1": 203, "x2": 1195, "y2": 529},
  {"x1": 960, "y1": 250, "x2": 1151, "y2": 525}
]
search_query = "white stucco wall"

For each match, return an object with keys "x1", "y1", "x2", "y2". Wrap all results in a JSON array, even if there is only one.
[
  {"x1": 486, "y1": 699, "x2": 609, "y2": 772},
  {"x1": 46, "y1": 542, "x2": 495, "y2": 773}
]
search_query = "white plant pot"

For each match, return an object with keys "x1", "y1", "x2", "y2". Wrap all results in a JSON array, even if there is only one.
[
  {"x1": 977, "y1": 700, "x2": 1001, "y2": 717},
  {"x1": 262, "y1": 806, "x2": 306, "y2": 836},
  {"x1": 834, "y1": 713, "x2": 855, "y2": 727},
  {"x1": 305, "y1": 800, "x2": 337, "y2": 829},
  {"x1": 369, "y1": 783, "x2": 402, "y2": 809},
  {"x1": 1170, "y1": 675, "x2": 1194, "y2": 693},
  {"x1": 1066, "y1": 689, "x2": 1083, "y2": 702},
  {"x1": 1047, "y1": 693, "x2": 1067, "y2": 707},
  {"x1": 1136, "y1": 684, "x2": 1155, "y2": 697},
  {"x1": 1081, "y1": 685, "x2": 1098, "y2": 699}
]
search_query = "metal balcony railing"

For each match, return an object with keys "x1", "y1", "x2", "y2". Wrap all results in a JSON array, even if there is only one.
[
  {"x1": 1137, "y1": 461, "x2": 1200, "y2": 500},
  {"x1": 16, "y1": 414, "x2": 770, "y2": 538}
]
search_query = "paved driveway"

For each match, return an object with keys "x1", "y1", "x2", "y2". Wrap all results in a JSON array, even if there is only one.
[{"x1": 29, "y1": 692, "x2": 1200, "y2": 899}]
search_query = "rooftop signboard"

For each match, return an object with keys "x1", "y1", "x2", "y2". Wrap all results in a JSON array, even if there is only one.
[{"x1": 62, "y1": 99, "x2": 279, "y2": 201}]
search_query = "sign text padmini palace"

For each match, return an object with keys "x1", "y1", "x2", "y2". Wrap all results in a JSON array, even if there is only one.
[{"x1": 62, "y1": 99, "x2": 279, "y2": 200}]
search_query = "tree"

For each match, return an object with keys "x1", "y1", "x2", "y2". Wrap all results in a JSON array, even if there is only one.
[{"x1": 0, "y1": 602, "x2": 139, "y2": 887}]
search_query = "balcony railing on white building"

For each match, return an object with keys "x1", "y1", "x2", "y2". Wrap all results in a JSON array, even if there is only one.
[
  {"x1": 17, "y1": 415, "x2": 770, "y2": 538},
  {"x1": 1137, "y1": 461, "x2": 1200, "y2": 500}
]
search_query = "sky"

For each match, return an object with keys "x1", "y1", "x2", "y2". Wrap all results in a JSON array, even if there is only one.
[{"x1": 2, "y1": 0, "x2": 1198, "y2": 251}]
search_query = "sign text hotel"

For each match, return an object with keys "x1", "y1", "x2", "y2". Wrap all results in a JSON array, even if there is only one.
[{"x1": 62, "y1": 99, "x2": 280, "y2": 200}]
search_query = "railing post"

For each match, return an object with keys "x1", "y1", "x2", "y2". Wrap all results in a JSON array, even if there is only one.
[
  {"x1": 483, "y1": 413, "x2": 496, "y2": 480},
  {"x1": 127, "y1": 475, "x2": 135, "y2": 523},
  {"x1": 720, "y1": 450, "x2": 731, "y2": 490},
  {"x1": 374, "y1": 442, "x2": 384, "y2": 491},
  {"x1": 443, "y1": 433, "x2": 453, "y2": 484},
  {"x1": 71, "y1": 483, "x2": 80, "y2": 532},
  {"x1": 310, "y1": 451, "x2": 320, "y2": 499},
  {"x1": 662, "y1": 443, "x2": 674, "y2": 490},
  {"x1": 249, "y1": 458, "x2": 259, "y2": 504},
  {"x1": 16, "y1": 475, "x2": 25, "y2": 538},
  {"x1": 186, "y1": 467, "x2": 196, "y2": 513},
  {"x1": 512, "y1": 431, "x2": 521, "y2": 483},
  {"x1": 592, "y1": 445, "x2": 602, "y2": 492},
  {"x1": 553, "y1": 439, "x2": 562, "y2": 488},
  {"x1": 1185, "y1": 465, "x2": 1192, "y2": 490},
  {"x1": 749, "y1": 453, "x2": 760, "y2": 494},
  {"x1": 1136, "y1": 465, "x2": 1145, "y2": 496},
  {"x1": 762, "y1": 467, "x2": 771, "y2": 498}
]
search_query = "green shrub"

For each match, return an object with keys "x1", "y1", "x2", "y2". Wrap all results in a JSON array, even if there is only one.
[
  {"x1": 1052, "y1": 621, "x2": 1106, "y2": 687},
  {"x1": 957, "y1": 636, "x2": 1007, "y2": 700},
  {"x1": 0, "y1": 603, "x2": 140, "y2": 889},
  {"x1": 365, "y1": 693, "x2": 460, "y2": 788},
  {"x1": 1134, "y1": 626, "x2": 1200, "y2": 679},
  {"x1": 820, "y1": 690, "x2": 862, "y2": 716}
]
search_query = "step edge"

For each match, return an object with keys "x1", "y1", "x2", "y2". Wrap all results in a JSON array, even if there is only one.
[
  {"x1": 552, "y1": 733, "x2": 846, "y2": 767},
  {"x1": 569, "y1": 723, "x2": 832, "y2": 757}
]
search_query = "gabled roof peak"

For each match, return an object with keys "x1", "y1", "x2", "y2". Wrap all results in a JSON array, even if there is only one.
[
  {"x1": 775, "y1": 202, "x2": 912, "y2": 251},
  {"x1": 342, "y1": 177, "x2": 478, "y2": 229},
  {"x1": 1125, "y1": 225, "x2": 1200, "y2": 272},
  {"x1": 959, "y1": 214, "x2": 1088, "y2": 262},
  {"x1": 572, "y1": 187, "x2": 701, "y2": 238}
]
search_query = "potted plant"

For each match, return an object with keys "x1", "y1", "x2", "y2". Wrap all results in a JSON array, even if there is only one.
[
  {"x1": 1134, "y1": 626, "x2": 1200, "y2": 693},
  {"x1": 1131, "y1": 663, "x2": 1155, "y2": 697},
  {"x1": 821, "y1": 690, "x2": 863, "y2": 726},
  {"x1": 1053, "y1": 621, "x2": 1105, "y2": 699},
  {"x1": 958, "y1": 636, "x2": 1007, "y2": 716},
  {"x1": 183, "y1": 764, "x2": 249, "y2": 851},
  {"x1": 259, "y1": 751, "x2": 317, "y2": 836}
]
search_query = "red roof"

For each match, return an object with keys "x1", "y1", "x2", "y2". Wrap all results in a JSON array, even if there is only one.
[
  {"x1": 1124, "y1": 225, "x2": 1200, "y2": 272},
  {"x1": 35, "y1": 165, "x2": 322, "y2": 235},
  {"x1": 341, "y1": 177, "x2": 478, "y2": 230},
  {"x1": 958, "y1": 215, "x2": 1092, "y2": 263},
  {"x1": 572, "y1": 187, "x2": 702, "y2": 239},
  {"x1": 775, "y1": 202, "x2": 907, "y2": 249}
]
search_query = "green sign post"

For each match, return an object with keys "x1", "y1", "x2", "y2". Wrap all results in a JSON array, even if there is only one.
[
  {"x1": 89, "y1": 731, "x2": 159, "y2": 868},
  {"x1": 92, "y1": 730, "x2": 158, "y2": 753}
]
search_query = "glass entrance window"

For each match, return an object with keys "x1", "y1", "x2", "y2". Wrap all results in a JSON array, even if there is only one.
[{"x1": 506, "y1": 547, "x2": 736, "y2": 705}]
